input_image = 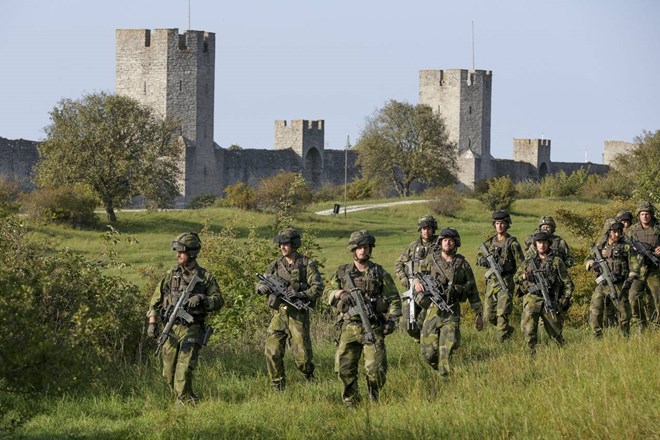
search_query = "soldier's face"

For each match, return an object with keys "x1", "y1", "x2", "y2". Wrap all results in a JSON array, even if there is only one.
[
  {"x1": 540, "y1": 225, "x2": 553, "y2": 233},
  {"x1": 177, "y1": 251, "x2": 190, "y2": 266},
  {"x1": 535, "y1": 240, "x2": 549, "y2": 255},
  {"x1": 608, "y1": 229, "x2": 621, "y2": 242},
  {"x1": 354, "y1": 244, "x2": 371, "y2": 261},
  {"x1": 621, "y1": 220, "x2": 631, "y2": 229},
  {"x1": 420, "y1": 226, "x2": 434, "y2": 241},
  {"x1": 494, "y1": 220, "x2": 507, "y2": 234},
  {"x1": 441, "y1": 238, "x2": 456, "y2": 253},
  {"x1": 639, "y1": 211, "x2": 652, "y2": 226},
  {"x1": 280, "y1": 242, "x2": 294, "y2": 258}
]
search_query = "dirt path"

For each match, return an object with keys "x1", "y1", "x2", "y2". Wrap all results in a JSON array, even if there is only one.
[{"x1": 315, "y1": 199, "x2": 429, "y2": 216}]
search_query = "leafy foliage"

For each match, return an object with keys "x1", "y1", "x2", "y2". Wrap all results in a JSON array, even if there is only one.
[
  {"x1": 513, "y1": 179, "x2": 540, "y2": 199},
  {"x1": 223, "y1": 182, "x2": 257, "y2": 210},
  {"x1": 35, "y1": 92, "x2": 182, "y2": 222},
  {"x1": 346, "y1": 176, "x2": 380, "y2": 200},
  {"x1": 612, "y1": 129, "x2": 660, "y2": 204},
  {"x1": 20, "y1": 183, "x2": 99, "y2": 228},
  {"x1": 426, "y1": 186, "x2": 465, "y2": 217},
  {"x1": 187, "y1": 194, "x2": 219, "y2": 210},
  {"x1": 578, "y1": 172, "x2": 632, "y2": 200},
  {"x1": 355, "y1": 100, "x2": 457, "y2": 197},
  {"x1": 480, "y1": 176, "x2": 516, "y2": 211},
  {"x1": 255, "y1": 172, "x2": 312, "y2": 213},
  {"x1": 539, "y1": 168, "x2": 589, "y2": 197}
]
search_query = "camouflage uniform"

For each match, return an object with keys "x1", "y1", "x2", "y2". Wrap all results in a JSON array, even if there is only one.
[
  {"x1": 258, "y1": 252, "x2": 323, "y2": 389},
  {"x1": 524, "y1": 217, "x2": 574, "y2": 268},
  {"x1": 476, "y1": 211, "x2": 524, "y2": 341},
  {"x1": 626, "y1": 202, "x2": 660, "y2": 330},
  {"x1": 148, "y1": 233, "x2": 224, "y2": 404},
  {"x1": 516, "y1": 232, "x2": 574, "y2": 355},
  {"x1": 415, "y1": 228, "x2": 483, "y2": 375},
  {"x1": 393, "y1": 215, "x2": 438, "y2": 342},
  {"x1": 326, "y1": 231, "x2": 401, "y2": 406},
  {"x1": 585, "y1": 219, "x2": 635, "y2": 338}
]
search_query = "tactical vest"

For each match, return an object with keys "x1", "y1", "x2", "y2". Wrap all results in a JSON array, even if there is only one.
[
  {"x1": 631, "y1": 222, "x2": 659, "y2": 247},
  {"x1": 163, "y1": 266, "x2": 208, "y2": 322},
  {"x1": 337, "y1": 263, "x2": 389, "y2": 315},
  {"x1": 525, "y1": 255, "x2": 562, "y2": 298},
  {"x1": 429, "y1": 251, "x2": 469, "y2": 302},
  {"x1": 599, "y1": 242, "x2": 629, "y2": 283},
  {"x1": 269, "y1": 255, "x2": 310, "y2": 291},
  {"x1": 407, "y1": 238, "x2": 435, "y2": 276},
  {"x1": 488, "y1": 235, "x2": 518, "y2": 275}
]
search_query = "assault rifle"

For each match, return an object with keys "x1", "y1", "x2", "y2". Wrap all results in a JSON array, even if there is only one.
[
  {"x1": 343, "y1": 274, "x2": 376, "y2": 344},
  {"x1": 479, "y1": 243, "x2": 512, "y2": 298},
  {"x1": 156, "y1": 272, "x2": 200, "y2": 354},
  {"x1": 416, "y1": 273, "x2": 455, "y2": 316},
  {"x1": 626, "y1": 237, "x2": 660, "y2": 268},
  {"x1": 256, "y1": 273, "x2": 311, "y2": 311},
  {"x1": 400, "y1": 260, "x2": 417, "y2": 332},
  {"x1": 527, "y1": 257, "x2": 558, "y2": 320},
  {"x1": 591, "y1": 245, "x2": 619, "y2": 307}
]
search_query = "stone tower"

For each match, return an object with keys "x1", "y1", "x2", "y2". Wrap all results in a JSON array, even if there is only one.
[
  {"x1": 513, "y1": 138, "x2": 551, "y2": 178},
  {"x1": 115, "y1": 28, "x2": 218, "y2": 205},
  {"x1": 274, "y1": 120, "x2": 324, "y2": 188},
  {"x1": 419, "y1": 69, "x2": 492, "y2": 187}
]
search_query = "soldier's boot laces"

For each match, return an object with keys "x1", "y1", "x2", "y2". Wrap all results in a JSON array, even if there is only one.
[{"x1": 272, "y1": 378, "x2": 286, "y2": 391}]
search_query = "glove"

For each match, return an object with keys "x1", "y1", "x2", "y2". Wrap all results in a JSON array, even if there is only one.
[
  {"x1": 561, "y1": 297, "x2": 571, "y2": 312},
  {"x1": 256, "y1": 284, "x2": 271, "y2": 295},
  {"x1": 286, "y1": 287, "x2": 306, "y2": 300},
  {"x1": 478, "y1": 256, "x2": 489, "y2": 267},
  {"x1": 337, "y1": 291, "x2": 352, "y2": 313},
  {"x1": 187, "y1": 294, "x2": 207, "y2": 308},
  {"x1": 383, "y1": 318, "x2": 397, "y2": 335},
  {"x1": 525, "y1": 270, "x2": 535, "y2": 282},
  {"x1": 475, "y1": 314, "x2": 484, "y2": 332},
  {"x1": 147, "y1": 323, "x2": 158, "y2": 339},
  {"x1": 622, "y1": 277, "x2": 634, "y2": 292}
]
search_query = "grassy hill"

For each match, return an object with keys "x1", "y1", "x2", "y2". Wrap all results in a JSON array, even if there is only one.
[{"x1": 12, "y1": 197, "x2": 659, "y2": 439}]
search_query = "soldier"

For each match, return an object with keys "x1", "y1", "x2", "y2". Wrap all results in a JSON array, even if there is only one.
[
  {"x1": 256, "y1": 227, "x2": 324, "y2": 391},
  {"x1": 616, "y1": 211, "x2": 634, "y2": 234},
  {"x1": 476, "y1": 211, "x2": 524, "y2": 342},
  {"x1": 585, "y1": 219, "x2": 636, "y2": 338},
  {"x1": 515, "y1": 231, "x2": 573, "y2": 356},
  {"x1": 393, "y1": 214, "x2": 438, "y2": 342},
  {"x1": 146, "y1": 232, "x2": 224, "y2": 405},
  {"x1": 524, "y1": 216, "x2": 574, "y2": 267},
  {"x1": 626, "y1": 201, "x2": 660, "y2": 330},
  {"x1": 326, "y1": 230, "x2": 401, "y2": 407},
  {"x1": 413, "y1": 227, "x2": 484, "y2": 376}
]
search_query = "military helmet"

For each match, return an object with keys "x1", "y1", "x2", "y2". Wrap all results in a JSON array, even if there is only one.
[
  {"x1": 417, "y1": 214, "x2": 438, "y2": 231},
  {"x1": 172, "y1": 232, "x2": 202, "y2": 258},
  {"x1": 538, "y1": 216, "x2": 557, "y2": 232},
  {"x1": 438, "y1": 227, "x2": 461, "y2": 247},
  {"x1": 274, "y1": 227, "x2": 302, "y2": 249},
  {"x1": 532, "y1": 231, "x2": 552, "y2": 243},
  {"x1": 615, "y1": 211, "x2": 633, "y2": 223},
  {"x1": 347, "y1": 230, "x2": 376, "y2": 252},
  {"x1": 492, "y1": 210, "x2": 512, "y2": 227},
  {"x1": 601, "y1": 217, "x2": 623, "y2": 235},
  {"x1": 636, "y1": 200, "x2": 656, "y2": 218}
]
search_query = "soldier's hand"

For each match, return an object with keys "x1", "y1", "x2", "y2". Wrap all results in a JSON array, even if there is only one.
[
  {"x1": 256, "y1": 284, "x2": 271, "y2": 295},
  {"x1": 147, "y1": 323, "x2": 159, "y2": 339},
  {"x1": 286, "y1": 287, "x2": 305, "y2": 300},
  {"x1": 478, "y1": 256, "x2": 488, "y2": 267},
  {"x1": 383, "y1": 317, "x2": 397, "y2": 335},
  {"x1": 187, "y1": 294, "x2": 207, "y2": 308},
  {"x1": 622, "y1": 277, "x2": 634, "y2": 292},
  {"x1": 475, "y1": 314, "x2": 484, "y2": 332},
  {"x1": 400, "y1": 277, "x2": 410, "y2": 290},
  {"x1": 560, "y1": 297, "x2": 571, "y2": 312}
]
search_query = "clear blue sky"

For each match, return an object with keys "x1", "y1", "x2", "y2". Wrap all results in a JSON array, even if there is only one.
[{"x1": 2, "y1": 0, "x2": 658, "y2": 163}]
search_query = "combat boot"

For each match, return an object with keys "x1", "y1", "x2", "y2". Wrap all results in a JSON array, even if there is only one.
[
  {"x1": 271, "y1": 378, "x2": 286, "y2": 391},
  {"x1": 304, "y1": 372, "x2": 315, "y2": 382},
  {"x1": 367, "y1": 384, "x2": 379, "y2": 403}
]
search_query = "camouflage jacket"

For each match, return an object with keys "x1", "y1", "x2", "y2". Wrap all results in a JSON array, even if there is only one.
[
  {"x1": 525, "y1": 232, "x2": 574, "y2": 267},
  {"x1": 476, "y1": 233, "x2": 524, "y2": 277},
  {"x1": 515, "y1": 252, "x2": 574, "y2": 300},
  {"x1": 148, "y1": 264, "x2": 224, "y2": 323},
  {"x1": 626, "y1": 221, "x2": 660, "y2": 269},
  {"x1": 259, "y1": 252, "x2": 324, "y2": 307},
  {"x1": 585, "y1": 238, "x2": 639, "y2": 283},
  {"x1": 393, "y1": 236, "x2": 437, "y2": 284}
]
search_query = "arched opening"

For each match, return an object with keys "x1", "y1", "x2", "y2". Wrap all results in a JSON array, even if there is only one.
[
  {"x1": 303, "y1": 147, "x2": 323, "y2": 188},
  {"x1": 538, "y1": 162, "x2": 549, "y2": 179}
]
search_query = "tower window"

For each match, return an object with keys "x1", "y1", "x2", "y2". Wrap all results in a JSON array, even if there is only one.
[
  {"x1": 144, "y1": 82, "x2": 147, "y2": 95},
  {"x1": 469, "y1": 106, "x2": 472, "y2": 115},
  {"x1": 179, "y1": 81, "x2": 182, "y2": 92}
]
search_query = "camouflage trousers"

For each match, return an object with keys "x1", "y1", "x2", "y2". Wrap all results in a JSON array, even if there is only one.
[
  {"x1": 264, "y1": 307, "x2": 314, "y2": 388},
  {"x1": 420, "y1": 307, "x2": 461, "y2": 376},
  {"x1": 589, "y1": 283, "x2": 631, "y2": 338},
  {"x1": 334, "y1": 321, "x2": 387, "y2": 405},
  {"x1": 521, "y1": 294, "x2": 564, "y2": 354},
  {"x1": 629, "y1": 267, "x2": 660, "y2": 331},
  {"x1": 483, "y1": 276, "x2": 515, "y2": 341},
  {"x1": 402, "y1": 300, "x2": 427, "y2": 343},
  {"x1": 161, "y1": 322, "x2": 204, "y2": 402}
]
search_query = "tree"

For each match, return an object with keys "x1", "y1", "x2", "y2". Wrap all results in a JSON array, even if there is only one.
[
  {"x1": 612, "y1": 130, "x2": 660, "y2": 204},
  {"x1": 354, "y1": 100, "x2": 457, "y2": 197},
  {"x1": 35, "y1": 92, "x2": 182, "y2": 222}
]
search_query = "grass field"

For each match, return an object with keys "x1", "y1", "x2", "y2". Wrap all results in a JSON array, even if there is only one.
[{"x1": 11, "y1": 197, "x2": 660, "y2": 439}]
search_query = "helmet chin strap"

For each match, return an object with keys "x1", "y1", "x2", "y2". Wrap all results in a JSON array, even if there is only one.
[{"x1": 353, "y1": 251, "x2": 371, "y2": 264}]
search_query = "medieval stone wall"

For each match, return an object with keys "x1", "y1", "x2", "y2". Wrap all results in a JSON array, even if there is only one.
[
  {"x1": 603, "y1": 140, "x2": 637, "y2": 166},
  {"x1": 0, "y1": 137, "x2": 39, "y2": 189}
]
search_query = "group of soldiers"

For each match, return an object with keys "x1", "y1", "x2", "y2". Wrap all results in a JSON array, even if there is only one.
[{"x1": 145, "y1": 201, "x2": 660, "y2": 407}]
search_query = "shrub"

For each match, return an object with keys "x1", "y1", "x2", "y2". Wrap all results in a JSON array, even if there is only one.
[
  {"x1": 346, "y1": 176, "x2": 378, "y2": 200},
  {"x1": 188, "y1": 193, "x2": 219, "y2": 209},
  {"x1": 0, "y1": 177, "x2": 20, "y2": 218},
  {"x1": 255, "y1": 172, "x2": 312, "y2": 213},
  {"x1": 514, "y1": 179, "x2": 540, "y2": 199},
  {"x1": 426, "y1": 186, "x2": 465, "y2": 217},
  {"x1": 21, "y1": 184, "x2": 98, "y2": 228},
  {"x1": 223, "y1": 182, "x2": 256, "y2": 210},
  {"x1": 479, "y1": 176, "x2": 516, "y2": 211},
  {"x1": 539, "y1": 168, "x2": 589, "y2": 197},
  {"x1": 579, "y1": 172, "x2": 632, "y2": 200},
  {"x1": 313, "y1": 183, "x2": 342, "y2": 203}
]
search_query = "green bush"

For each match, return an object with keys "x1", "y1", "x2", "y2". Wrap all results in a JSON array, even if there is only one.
[
  {"x1": 223, "y1": 182, "x2": 257, "y2": 210},
  {"x1": 313, "y1": 183, "x2": 342, "y2": 203},
  {"x1": 0, "y1": 177, "x2": 21, "y2": 218},
  {"x1": 539, "y1": 168, "x2": 589, "y2": 197},
  {"x1": 21, "y1": 184, "x2": 98, "y2": 228},
  {"x1": 479, "y1": 176, "x2": 516, "y2": 211},
  {"x1": 426, "y1": 186, "x2": 465, "y2": 217},
  {"x1": 514, "y1": 179, "x2": 540, "y2": 199},
  {"x1": 579, "y1": 172, "x2": 632, "y2": 200},
  {"x1": 188, "y1": 193, "x2": 219, "y2": 209},
  {"x1": 255, "y1": 172, "x2": 312, "y2": 213},
  {"x1": 346, "y1": 176, "x2": 378, "y2": 200}
]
